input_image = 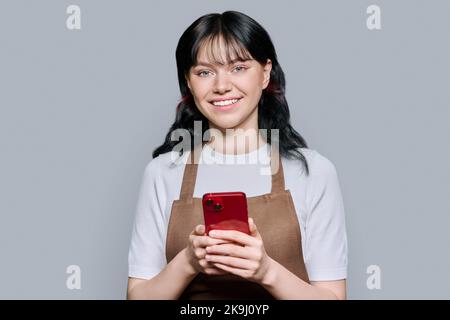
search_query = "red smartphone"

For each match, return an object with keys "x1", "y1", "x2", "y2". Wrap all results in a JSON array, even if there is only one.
[{"x1": 202, "y1": 191, "x2": 250, "y2": 236}]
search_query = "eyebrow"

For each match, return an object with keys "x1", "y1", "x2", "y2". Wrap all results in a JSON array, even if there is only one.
[{"x1": 194, "y1": 58, "x2": 251, "y2": 67}]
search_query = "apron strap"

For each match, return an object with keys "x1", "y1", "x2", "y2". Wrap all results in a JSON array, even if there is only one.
[
  {"x1": 179, "y1": 142, "x2": 286, "y2": 201},
  {"x1": 270, "y1": 147, "x2": 285, "y2": 193},
  {"x1": 179, "y1": 142, "x2": 203, "y2": 201}
]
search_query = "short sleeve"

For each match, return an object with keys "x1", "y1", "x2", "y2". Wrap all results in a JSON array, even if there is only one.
[
  {"x1": 128, "y1": 158, "x2": 167, "y2": 280},
  {"x1": 304, "y1": 151, "x2": 348, "y2": 281}
]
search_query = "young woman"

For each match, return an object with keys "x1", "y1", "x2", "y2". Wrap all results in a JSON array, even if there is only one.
[{"x1": 127, "y1": 11, "x2": 348, "y2": 300}]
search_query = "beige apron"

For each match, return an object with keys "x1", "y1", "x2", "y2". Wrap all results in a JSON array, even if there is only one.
[{"x1": 166, "y1": 142, "x2": 309, "y2": 299}]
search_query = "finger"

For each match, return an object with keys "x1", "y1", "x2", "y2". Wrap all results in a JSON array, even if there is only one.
[
  {"x1": 204, "y1": 267, "x2": 229, "y2": 275},
  {"x1": 194, "y1": 247, "x2": 206, "y2": 259},
  {"x1": 199, "y1": 258, "x2": 225, "y2": 270},
  {"x1": 248, "y1": 217, "x2": 259, "y2": 237},
  {"x1": 249, "y1": 217, "x2": 255, "y2": 232},
  {"x1": 209, "y1": 237, "x2": 234, "y2": 246},
  {"x1": 199, "y1": 259, "x2": 215, "y2": 268},
  {"x1": 208, "y1": 229, "x2": 259, "y2": 247},
  {"x1": 213, "y1": 263, "x2": 247, "y2": 278},
  {"x1": 195, "y1": 235, "x2": 233, "y2": 248},
  {"x1": 194, "y1": 224, "x2": 205, "y2": 235},
  {"x1": 205, "y1": 254, "x2": 257, "y2": 270},
  {"x1": 206, "y1": 243, "x2": 254, "y2": 259}
]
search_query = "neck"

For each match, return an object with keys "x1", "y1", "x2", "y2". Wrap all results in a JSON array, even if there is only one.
[{"x1": 206, "y1": 129, "x2": 267, "y2": 155}]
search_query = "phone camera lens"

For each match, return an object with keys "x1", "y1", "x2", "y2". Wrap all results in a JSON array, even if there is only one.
[
  {"x1": 206, "y1": 199, "x2": 213, "y2": 206},
  {"x1": 214, "y1": 203, "x2": 222, "y2": 211}
]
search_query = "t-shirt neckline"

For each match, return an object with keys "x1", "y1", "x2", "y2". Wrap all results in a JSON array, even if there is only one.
[{"x1": 201, "y1": 142, "x2": 270, "y2": 165}]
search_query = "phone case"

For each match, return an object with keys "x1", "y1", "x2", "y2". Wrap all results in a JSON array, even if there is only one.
[{"x1": 202, "y1": 191, "x2": 250, "y2": 236}]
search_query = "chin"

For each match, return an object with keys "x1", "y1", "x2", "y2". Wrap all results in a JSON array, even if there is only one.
[{"x1": 209, "y1": 118, "x2": 243, "y2": 130}]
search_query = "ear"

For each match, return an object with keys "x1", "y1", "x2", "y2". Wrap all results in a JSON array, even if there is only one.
[{"x1": 262, "y1": 59, "x2": 272, "y2": 90}]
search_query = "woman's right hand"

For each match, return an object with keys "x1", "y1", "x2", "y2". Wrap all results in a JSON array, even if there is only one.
[{"x1": 187, "y1": 224, "x2": 231, "y2": 275}]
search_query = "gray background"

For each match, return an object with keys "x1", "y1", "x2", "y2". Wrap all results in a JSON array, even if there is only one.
[{"x1": 0, "y1": 0, "x2": 449, "y2": 299}]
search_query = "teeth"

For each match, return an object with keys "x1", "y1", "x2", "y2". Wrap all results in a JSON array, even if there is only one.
[{"x1": 212, "y1": 98, "x2": 240, "y2": 106}]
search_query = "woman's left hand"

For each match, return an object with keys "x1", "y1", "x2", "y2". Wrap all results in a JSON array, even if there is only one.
[{"x1": 205, "y1": 217, "x2": 273, "y2": 284}]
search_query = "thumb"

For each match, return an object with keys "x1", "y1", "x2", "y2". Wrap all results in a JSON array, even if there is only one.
[
  {"x1": 195, "y1": 224, "x2": 205, "y2": 235},
  {"x1": 248, "y1": 217, "x2": 259, "y2": 237}
]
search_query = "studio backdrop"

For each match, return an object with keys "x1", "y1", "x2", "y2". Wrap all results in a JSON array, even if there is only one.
[{"x1": 0, "y1": 0, "x2": 449, "y2": 299}]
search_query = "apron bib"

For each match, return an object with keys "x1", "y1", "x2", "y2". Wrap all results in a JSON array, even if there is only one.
[{"x1": 166, "y1": 142, "x2": 309, "y2": 299}]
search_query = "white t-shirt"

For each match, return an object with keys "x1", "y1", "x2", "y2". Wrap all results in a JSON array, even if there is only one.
[{"x1": 128, "y1": 143, "x2": 348, "y2": 282}]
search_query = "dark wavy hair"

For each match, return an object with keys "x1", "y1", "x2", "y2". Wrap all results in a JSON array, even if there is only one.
[{"x1": 152, "y1": 10, "x2": 310, "y2": 175}]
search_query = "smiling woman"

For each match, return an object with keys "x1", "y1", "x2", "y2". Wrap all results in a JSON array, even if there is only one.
[{"x1": 127, "y1": 10, "x2": 348, "y2": 300}]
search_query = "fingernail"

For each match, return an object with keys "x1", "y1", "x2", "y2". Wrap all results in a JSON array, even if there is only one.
[{"x1": 209, "y1": 231, "x2": 217, "y2": 237}]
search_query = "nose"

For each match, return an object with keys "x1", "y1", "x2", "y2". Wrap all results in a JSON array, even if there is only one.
[{"x1": 213, "y1": 72, "x2": 232, "y2": 94}]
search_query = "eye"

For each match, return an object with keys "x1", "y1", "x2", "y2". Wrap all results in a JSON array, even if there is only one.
[
  {"x1": 197, "y1": 70, "x2": 212, "y2": 77},
  {"x1": 233, "y1": 65, "x2": 247, "y2": 73}
]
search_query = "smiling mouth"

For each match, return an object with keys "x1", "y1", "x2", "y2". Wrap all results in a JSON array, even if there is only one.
[{"x1": 210, "y1": 98, "x2": 242, "y2": 108}]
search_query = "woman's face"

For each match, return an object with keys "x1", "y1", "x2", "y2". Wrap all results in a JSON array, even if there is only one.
[{"x1": 186, "y1": 39, "x2": 272, "y2": 132}]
